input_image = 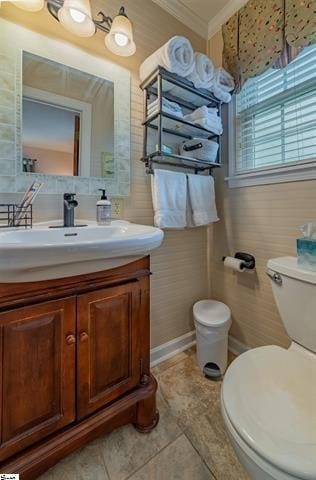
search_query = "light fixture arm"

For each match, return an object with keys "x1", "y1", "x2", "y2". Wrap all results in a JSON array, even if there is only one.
[
  {"x1": 94, "y1": 11, "x2": 112, "y2": 33},
  {"x1": 46, "y1": 0, "x2": 124, "y2": 34}
]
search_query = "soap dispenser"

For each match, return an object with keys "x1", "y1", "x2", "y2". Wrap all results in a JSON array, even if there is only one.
[{"x1": 96, "y1": 189, "x2": 112, "y2": 225}]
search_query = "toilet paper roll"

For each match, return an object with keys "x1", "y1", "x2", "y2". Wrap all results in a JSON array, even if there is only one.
[{"x1": 224, "y1": 256, "x2": 245, "y2": 272}]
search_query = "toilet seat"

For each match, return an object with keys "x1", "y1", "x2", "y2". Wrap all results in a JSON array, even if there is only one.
[{"x1": 221, "y1": 346, "x2": 316, "y2": 480}]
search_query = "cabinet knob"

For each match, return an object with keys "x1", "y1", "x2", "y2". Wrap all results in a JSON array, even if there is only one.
[
  {"x1": 66, "y1": 334, "x2": 76, "y2": 345},
  {"x1": 79, "y1": 331, "x2": 89, "y2": 342}
]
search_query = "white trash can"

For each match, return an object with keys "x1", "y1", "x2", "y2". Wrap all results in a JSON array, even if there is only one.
[{"x1": 193, "y1": 300, "x2": 231, "y2": 377}]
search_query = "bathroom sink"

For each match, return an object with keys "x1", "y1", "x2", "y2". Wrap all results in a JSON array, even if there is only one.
[{"x1": 0, "y1": 220, "x2": 164, "y2": 282}]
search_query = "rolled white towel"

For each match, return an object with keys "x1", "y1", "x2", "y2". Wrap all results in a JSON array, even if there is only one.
[
  {"x1": 187, "y1": 53, "x2": 215, "y2": 89},
  {"x1": 140, "y1": 36, "x2": 195, "y2": 82},
  {"x1": 210, "y1": 67, "x2": 235, "y2": 103},
  {"x1": 214, "y1": 67, "x2": 235, "y2": 92},
  {"x1": 212, "y1": 86, "x2": 232, "y2": 103}
]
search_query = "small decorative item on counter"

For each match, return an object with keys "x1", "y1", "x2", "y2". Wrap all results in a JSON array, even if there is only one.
[
  {"x1": 297, "y1": 223, "x2": 316, "y2": 271},
  {"x1": 96, "y1": 189, "x2": 112, "y2": 225}
]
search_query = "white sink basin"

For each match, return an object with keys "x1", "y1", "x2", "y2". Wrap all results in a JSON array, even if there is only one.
[{"x1": 0, "y1": 220, "x2": 164, "y2": 282}]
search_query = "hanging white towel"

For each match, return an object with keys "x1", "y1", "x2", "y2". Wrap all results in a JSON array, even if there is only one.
[
  {"x1": 187, "y1": 174, "x2": 219, "y2": 226},
  {"x1": 151, "y1": 169, "x2": 187, "y2": 229},
  {"x1": 139, "y1": 36, "x2": 195, "y2": 82}
]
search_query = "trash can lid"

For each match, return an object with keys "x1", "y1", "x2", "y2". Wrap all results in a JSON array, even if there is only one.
[{"x1": 193, "y1": 300, "x2": 231, "y2": 328}]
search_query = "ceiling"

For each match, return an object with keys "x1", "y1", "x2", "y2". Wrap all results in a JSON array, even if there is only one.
[{"x1": 152, "y1": 0, "x2": 248, "y2": 39}]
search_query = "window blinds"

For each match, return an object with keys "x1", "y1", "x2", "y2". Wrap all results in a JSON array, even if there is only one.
[{"x1": 235, "y1": 44, "x2": 316, "y2": 173}]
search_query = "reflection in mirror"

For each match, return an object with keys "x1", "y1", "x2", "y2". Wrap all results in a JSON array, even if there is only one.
[{"x1": 22, "y1": 52, "x2": 114, "y2": 178}]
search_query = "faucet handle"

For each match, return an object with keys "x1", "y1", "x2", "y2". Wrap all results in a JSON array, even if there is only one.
[{"x1": 64, "y1": 193, "x2": 76, "y2": 200}]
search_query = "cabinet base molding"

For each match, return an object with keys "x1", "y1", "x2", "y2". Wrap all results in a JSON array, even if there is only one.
[{"x1": 1, "y1": 375, "x2": 158, "y2": 480}]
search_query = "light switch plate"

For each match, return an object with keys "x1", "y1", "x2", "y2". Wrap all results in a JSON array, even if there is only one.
[{"x1": 110, "y1": 198, "x2": 124, "y2": 219}]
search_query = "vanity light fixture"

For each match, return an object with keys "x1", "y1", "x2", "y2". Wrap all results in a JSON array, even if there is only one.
[
  {"x1": 11, "y1": 0, "x2": 136, "y2": 56},
  {"x1": 104, "y1": 7, "x2": 136, "y2": 57}
]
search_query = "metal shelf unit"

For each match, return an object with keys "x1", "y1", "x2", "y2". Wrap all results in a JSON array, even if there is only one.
[{"x1": 140, "y1": 66, "x2": 223, "y2": 174}]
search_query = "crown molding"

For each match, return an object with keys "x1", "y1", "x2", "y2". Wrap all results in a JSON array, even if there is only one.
[
  {"x1": 152, "y1": 0, "x2": 208, "y2": 39},
  {"x1": 208, "y1": 0, "x2": 248, "y2": 39}
]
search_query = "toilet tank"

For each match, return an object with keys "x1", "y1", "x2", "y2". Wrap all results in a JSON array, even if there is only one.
[{"x1": 267, "y1": 257, "x2": 316, "y2": 353}]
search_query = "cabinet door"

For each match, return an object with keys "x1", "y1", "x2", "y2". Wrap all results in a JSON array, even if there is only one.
[
  {"x1": 0, "y1": 297, "x2": 76, "y2": 461},
  {"x1": 77, "y1": 281, "x2": 142, "y2": 419}
]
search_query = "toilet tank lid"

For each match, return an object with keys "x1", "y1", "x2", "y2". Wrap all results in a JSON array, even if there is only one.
[{"x1": 267, "y1": 256, "x2": 316, "y2": 284}]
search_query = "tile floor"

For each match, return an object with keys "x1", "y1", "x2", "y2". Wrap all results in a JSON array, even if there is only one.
[{"x1": 39, "y1": 348, "x2": 249, "y2": 480}]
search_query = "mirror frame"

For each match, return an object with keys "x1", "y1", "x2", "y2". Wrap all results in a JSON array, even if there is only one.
[{"x1": 0, "y1": 19, "x2": 131, "y2": 196}]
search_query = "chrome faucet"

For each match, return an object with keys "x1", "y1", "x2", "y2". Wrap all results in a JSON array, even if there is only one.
[{"x1": 63, "y1": 193, "x2": 78, "y2": 228}]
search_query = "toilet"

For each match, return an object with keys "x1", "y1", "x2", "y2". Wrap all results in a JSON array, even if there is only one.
[{"x1": 221, "y1": 257, "x2": 316, "y2": 480}]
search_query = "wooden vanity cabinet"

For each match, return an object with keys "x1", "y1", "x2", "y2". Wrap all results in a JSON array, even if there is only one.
[{"x1": 0, "y1": 257, "x2": 158, "y2": 479}]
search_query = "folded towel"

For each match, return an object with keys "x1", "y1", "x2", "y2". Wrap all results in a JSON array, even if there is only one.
[
  {"x1": 187, "y1": 174, "x2": 219, "y2": 226},
  {"x1": 183, "y1": 113, "x2": 223, "y2": 135},
  {"x1": 184, "y1": 106, "x2": 219, "y2": 123},
  {"x1": 187, "y1": 53, "x2": 215, "y2": 89},
  {"x1": 148, "y1": 106, "x2": 183, "y2": 118},
  {"x1": 148, "y1": 98, "x2": 183, "y2": 117},
  {"x1": 195, "y1": 117, "x2": 223, "y2": 135},
  {"x1": 140, "y1": 36, "x2": 195, "y2": 82},
  {"x1": 151, "y1": 169, "x2": 187, "y2": 229}
]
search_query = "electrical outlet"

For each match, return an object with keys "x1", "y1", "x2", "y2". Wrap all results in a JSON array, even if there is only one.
[{"x1": 110, "y1": 197, "x2": 124, "y2": 219}]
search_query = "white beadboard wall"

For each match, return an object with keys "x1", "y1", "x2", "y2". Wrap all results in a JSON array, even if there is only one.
[
  {"x1": 0, "y1": 0, "x2": 208, "y2": 348},
  {"x1": 208, "y1": 30, "x2": 316, "y2": 350}
]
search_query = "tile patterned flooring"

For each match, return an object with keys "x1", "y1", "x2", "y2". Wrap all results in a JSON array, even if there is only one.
[{"x1": 39, "y1": 348, "x2": 249, "y2": 480}]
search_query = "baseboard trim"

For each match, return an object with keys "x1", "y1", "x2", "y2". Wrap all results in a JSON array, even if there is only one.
[
  {"x1": 228, "y1": 335, "x2": 249, "y2": 356},
  {"x1": 150, "y1": 332, "x2": 249, "y2": 367},
  {"x1": 150, "y1": 330, "x2": 196, "y2": 367}
]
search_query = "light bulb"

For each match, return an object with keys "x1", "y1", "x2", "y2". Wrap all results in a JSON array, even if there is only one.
[
  {"x1": 114, "y1": 32, "x2": 129, "y2": 47},
  {"x1": 69, "y1": 8, "x2": 86, "y2": 23}
]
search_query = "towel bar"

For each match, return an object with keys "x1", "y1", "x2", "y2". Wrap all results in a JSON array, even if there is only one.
[{"x1": 145, "y1": 158, "x2": 214, "y2": 175}]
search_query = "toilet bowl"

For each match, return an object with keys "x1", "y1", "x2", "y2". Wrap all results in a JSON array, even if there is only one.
[{"x1": 221, "y1": 257, "x2": 316, "y2": 480}]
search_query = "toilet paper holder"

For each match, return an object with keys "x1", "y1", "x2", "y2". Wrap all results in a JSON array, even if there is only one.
[{"x1": 222, "y1": 252, "x2": 256, "y2": 270}]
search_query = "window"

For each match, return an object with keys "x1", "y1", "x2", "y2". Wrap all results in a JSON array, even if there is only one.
[{"x1": 228, "y1": 44, "x2": 316, "y2": 187}]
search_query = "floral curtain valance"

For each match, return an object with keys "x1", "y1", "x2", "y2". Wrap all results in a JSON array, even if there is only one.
[{"x1": 222, "y1": 0, "x2": 316, "y2": 90}]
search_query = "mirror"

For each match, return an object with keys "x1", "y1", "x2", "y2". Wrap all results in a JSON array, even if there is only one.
[
  {"x1": 0, "y1": 19, "x2": 131, "y2": 195},
  {"x1": 22, "y1": 52, "x2": 115, "y2": 178}
]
